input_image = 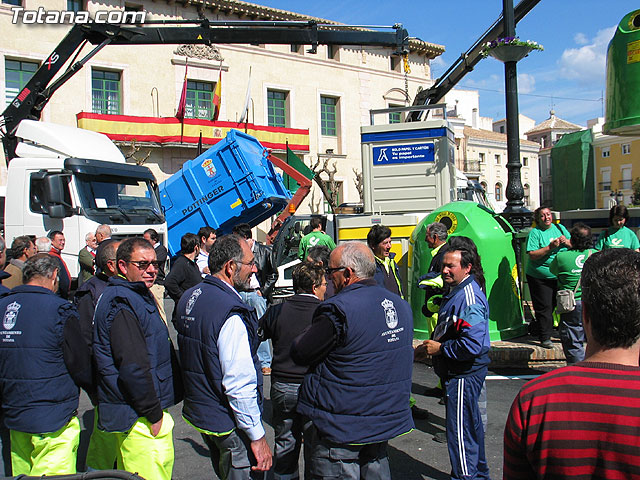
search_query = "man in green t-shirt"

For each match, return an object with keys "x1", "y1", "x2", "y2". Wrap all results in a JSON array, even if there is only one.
[
  {"x1": 298, "y1": 217, "x2": 336, "y2": 260},
  {"x1": 550, "y1": 223, "x2": 593, "y2": 363}
]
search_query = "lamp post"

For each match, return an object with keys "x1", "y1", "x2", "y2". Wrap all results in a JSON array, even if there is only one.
[{"x1": 498, "y1": 0, "x2": 531, "y2": 231}]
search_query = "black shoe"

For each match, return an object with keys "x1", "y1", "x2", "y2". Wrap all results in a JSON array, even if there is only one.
[
  {"x1": 433, "y1": 431, "x2": 447, "y2": 443},
  {"x1": 411, "y1": 406, "x2": 429, "y2": 420},
  {"x1": 438, "y1": 396, "x2": 446, "y2": 405},
  {"x1": 541, "y1": 340, "x2": 554, "y2": 349},
  {"x1": 423, "y1": 386, "x2": 443, "y2": 398}
]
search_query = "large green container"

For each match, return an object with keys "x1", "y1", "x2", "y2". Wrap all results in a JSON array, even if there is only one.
[
  {"x1": 409, "y1": 201, "x2": 526, "y2": 341},
  {"x1": 604, "y1": 9, "x2": 640, "y2": 135}
]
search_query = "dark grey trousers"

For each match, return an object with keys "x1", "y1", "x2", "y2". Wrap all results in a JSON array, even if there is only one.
[
  {"x1": 201, "y1": 429, "x2": 263, "y2": 480},
  {"x1": 307, "y1": 427, "x2": 390, "y2": 480}
]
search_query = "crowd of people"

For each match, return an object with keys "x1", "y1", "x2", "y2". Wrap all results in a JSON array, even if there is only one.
[{"x1": 0, "y1": 208, "x2": 638, "y2": 479}]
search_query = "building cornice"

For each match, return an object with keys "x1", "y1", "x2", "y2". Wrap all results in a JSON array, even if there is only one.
[{"x1": 164, "y1": 0, "x2": 445, "y2": 58}]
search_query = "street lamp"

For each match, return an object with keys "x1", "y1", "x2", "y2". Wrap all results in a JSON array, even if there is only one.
[{"x1": 610, "y1": 190, "x2": 624, "y2": 206}]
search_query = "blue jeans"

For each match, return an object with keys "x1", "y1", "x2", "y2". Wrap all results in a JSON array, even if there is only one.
[
  {"x1": 239, "y1": 291, "x2": 271, "y2": 368},
  {"x1": 271, "y1": 381, "x2": 312, "y2": 479},
  {"x1": 559, "y1": 300, "x2": 585, "y2": 364}
]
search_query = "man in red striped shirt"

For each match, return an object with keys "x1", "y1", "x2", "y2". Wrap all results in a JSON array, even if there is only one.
[{"x1": 504, "y1": 248, "x2": 640, "y2": 479}]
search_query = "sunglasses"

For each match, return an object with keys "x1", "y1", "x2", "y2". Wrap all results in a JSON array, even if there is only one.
[{"x1": 127, "y1": 260, "x2": 160, "y2": 270}]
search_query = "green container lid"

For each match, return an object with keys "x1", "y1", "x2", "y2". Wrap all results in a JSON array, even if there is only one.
[{"x1": 604, "y1": 9, "x2": 640, "y2": 135}]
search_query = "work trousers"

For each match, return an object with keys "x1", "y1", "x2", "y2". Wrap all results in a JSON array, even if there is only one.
[
  {"x1": 11, "y1": 416, "x2": 80, "y2": 476},
  {"x1": 445, "y1": 372, "x2": 490, "y2": 480},
  {"x1": 85, "y1": 409, "x2": 118, "y2": 471},
  {"x1": 559, "y1": 300, "x2": 585, "y2": 364},
  {"x1": 271, "y1": 381, "x2": 312, "y2": 479},
  {"x1": 526, "y1": 275, "x2": 557, "y2": 342},
  {"x1": 201, "y1": 428, "x2": 262, "y2": 480},
  {"x1": 113, "y1": 411, "x2": 174, "y2": 480},
  {"x1": 307, "y1": 426, "x2": 390, "y2": 480}
]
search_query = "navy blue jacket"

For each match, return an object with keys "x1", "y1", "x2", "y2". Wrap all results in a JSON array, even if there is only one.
[
  {"x1": 176, "y1": 276, "x2": 262, "y2": 434},
  {"x1": 432, "y1": 274, "x2": 490, "y2": 379},
  {"x1": 0, "y1": 285, "x2": 79, "y2": 433},
  {"x1": 93, "y1": 277, "x2": 178, "y2": 432},
  {"x1": 297, "y1": 280, "x2": 414, "y2": 444},
  {"x1": 0, "y1": 271, "x2": 11, "y2": 296}
]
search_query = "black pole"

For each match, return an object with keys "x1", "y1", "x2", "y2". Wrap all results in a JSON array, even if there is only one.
[{"x1": 501, "y1": 0, "x2": 531, "y2": 230}]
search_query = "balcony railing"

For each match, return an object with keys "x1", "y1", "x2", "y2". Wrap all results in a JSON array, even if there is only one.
[
  {"x1": 619, "y1": 179, "x2": 633, "y2": 190},
  {"x1": 599, "y1": 182, "x2": 612, "y2": 191},
  {"x1": 464, "y1": 159, "x2": 481, "y2": 173}
]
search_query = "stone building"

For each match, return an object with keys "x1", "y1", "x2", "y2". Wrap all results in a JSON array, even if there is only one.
[
  {"x1": 525, "y1": 110, "x2": 582, "y2": 207},
  {"x1": 1, "y1": 0, "x2": 444, "y2": 218}
]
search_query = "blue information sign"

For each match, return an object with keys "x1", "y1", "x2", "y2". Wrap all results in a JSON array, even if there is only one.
[{"x1": 372, "y1": 143, "x2": 434, "y2": 165}]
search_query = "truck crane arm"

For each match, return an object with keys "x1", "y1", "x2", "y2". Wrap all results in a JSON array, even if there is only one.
[
  {"x1": 1, "y1": 19, "x2": 409, "y2": 162},
  {"x1": 407, "y1": 0, "x2": 540, "y2": 121}
]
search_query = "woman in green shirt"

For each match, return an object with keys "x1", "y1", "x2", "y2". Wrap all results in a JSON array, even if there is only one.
[
  {"x1": 550, "y1": 223, "x2": 593, "y2": 363},
  {"x1": 595, "y1": 205, "x2": 640, "y2": 251},
  {"x1": 526, "y1": 207, "x2": 571, "y2": 348}
]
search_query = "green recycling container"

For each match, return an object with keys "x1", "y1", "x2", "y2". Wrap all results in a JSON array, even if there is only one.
[
  {"x1": 604, "y1": 9, "x2": 640, "y2": 135},
  {"x1": 409, "y1": 201, "x2": 526, "y2": 341}
]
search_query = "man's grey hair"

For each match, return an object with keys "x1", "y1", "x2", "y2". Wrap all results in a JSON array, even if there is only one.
[
  {"x1": 96, "y1": 224, "x2": 112, "y2": 238},
  {"x1": 85, "y1": 232, "x2": 95, "y2": 242},
  {"x1": 23, "y1": 253, "x2": 59, "y2": 283},
  {"x1": 339, "y1": 241, "x2": 376, "y2": 279},
  {"x1": 427, "y1": 222, "x2": 448, "y2": 242},
  {"x1": 35, "y1": 237, "x2": 51, "y2": 253},
  {"x1": 208, "y1": 234, "x2": 245, "y2": 274}
]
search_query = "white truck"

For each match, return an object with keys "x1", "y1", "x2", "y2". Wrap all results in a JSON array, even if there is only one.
[{"x1": 4, "y1": 120, "x2": 166, "y2": 276}]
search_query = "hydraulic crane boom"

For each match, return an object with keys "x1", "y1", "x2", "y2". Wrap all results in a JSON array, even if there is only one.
[
  {"x1": 408, "y1": 0, "x2": 540, "y2": 121},
  {"x1": 1, "y1": 19, "x2": 409, "y2": 162}
]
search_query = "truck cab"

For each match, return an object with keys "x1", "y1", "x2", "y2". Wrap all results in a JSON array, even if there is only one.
[{"x1": 5, "y1": 120, "x2": 166, "y2": 276}]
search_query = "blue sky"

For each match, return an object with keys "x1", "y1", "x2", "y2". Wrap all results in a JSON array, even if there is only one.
[{"x1": 257, "y1": 0, "x2": 635, "y2": 127}]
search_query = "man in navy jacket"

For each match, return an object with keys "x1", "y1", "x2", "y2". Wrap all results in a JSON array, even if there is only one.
[
  {"x1": 292, "y1": 242, "x2": 414, "y2": 479},
  {"x1": 421, "y1": 238, "x2": 491, "y2": 480},
  {"x1": 93, "y1": 238, "x2": 181, "y2": 480},
  {"x1": 176, "y1": 234, "x2": 272, "y2": 479},
  {"x1": 0, "y1": 254, "x2": 88, "y2": 475}
]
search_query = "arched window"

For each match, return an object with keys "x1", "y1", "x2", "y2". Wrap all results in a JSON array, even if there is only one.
[
  {"x1": 523, "y1": 183, "x2": 530, "y2": 206},
  {"x1": 495, "y1": 182, "x2": 502, "y2": 202}
]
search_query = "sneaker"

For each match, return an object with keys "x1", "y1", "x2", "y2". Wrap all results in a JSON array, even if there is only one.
[
  {"x1": 433, "y1": 431, "x2": 447, "y2": 443},
  {"x1": 423, "y1": 386, "x2": 443, "y2": 398},
  {"x1": 541, "y1": 340, "x2": 554, "y2": 349},
  {"x1": 411, "y1": 406, "x2": 429, "y2": 420},
  {"x1": 262, "y1": 367, "x2": 272, "y2": 376}
]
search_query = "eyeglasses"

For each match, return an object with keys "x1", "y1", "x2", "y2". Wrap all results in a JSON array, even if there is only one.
[
  {"x1": 236, "y1": 259, "x2": 256, "y2": 267},
  {"x1": 326, "y1": 266, "x2": 347, "y2": 275},
  {"x1": 127, "y1": 260, "x2": 160, "y2": 270}
]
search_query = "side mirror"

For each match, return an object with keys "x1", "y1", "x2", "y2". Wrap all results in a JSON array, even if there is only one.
[{"x1": 43, "y1": 174, "x2": 67, "y2": 205}]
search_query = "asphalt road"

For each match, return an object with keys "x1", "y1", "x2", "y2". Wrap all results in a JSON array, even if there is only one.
[{"x1": 70, "y1": 301, "x2": 551, "y2": 479}]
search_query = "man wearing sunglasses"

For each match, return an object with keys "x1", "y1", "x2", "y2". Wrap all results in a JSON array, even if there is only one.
[
  {"x1": 93, "y1": 237, "x2": 182, "y2": 480},
  {"x1": 292, "y1": 241, "x2": 414, "y2": 479},
  {"x1": 176, "y1": 234, "x2": 272, "y2": 478}
]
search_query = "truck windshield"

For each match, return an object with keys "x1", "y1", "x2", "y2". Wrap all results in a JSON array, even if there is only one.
[{"x1": 75, "y1": 174, "x2": 164, "y2": 223}]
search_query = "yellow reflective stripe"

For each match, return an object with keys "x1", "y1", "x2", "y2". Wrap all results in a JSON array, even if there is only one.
[{"x1": 182, "y1": 416, "x2": 235, "y2": 437}]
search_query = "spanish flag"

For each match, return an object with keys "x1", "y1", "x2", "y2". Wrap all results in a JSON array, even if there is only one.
[
  {"x1": 176, "y1": 60, "x2": 188, "y2": 121},
  {"x1": 212, "y1": 68, "x2": 222, "y2": 121}
]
